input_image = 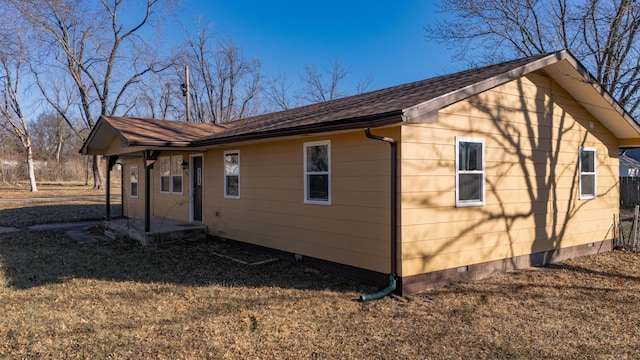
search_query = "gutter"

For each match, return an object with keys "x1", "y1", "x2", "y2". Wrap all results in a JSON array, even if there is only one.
[
  {"x1": 361, "y1": 128, "x2": 398, "y2": 301},
  {"x1": 194, "y1": 111, "x2": 404, "y2": 147}
]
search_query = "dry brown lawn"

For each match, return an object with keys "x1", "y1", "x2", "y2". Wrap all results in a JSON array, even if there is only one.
[
  {"x1": 0, "y1": 182, "x2": 121, "y2": 227},
  {"x1": 0, "y1": 181, "x2": 120, "y2": 199},
  {"x1": 1, "y1": 186, "x2": 639, "y2": 359}
]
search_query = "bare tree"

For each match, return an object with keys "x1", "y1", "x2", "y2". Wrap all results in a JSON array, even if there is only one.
[
  {"x1": 183, "y1": 23, "x2": 263, "y2": 123},
  {"x1": 265, "y1": 60, "x2": 374, "y2": 111},
  {"x1": 355, "y1": 74, "x2": 375, "y2": 95},
  {"x1": 32, "y1": 75, "x2": 84, "y2": 141},
  {"x1": 264, "y1": 73, "x2": 300, "y2": 111},
  {"x1": 31, "y1": 112, "x2": 77, "y2": 163},
  {"x1": 297, "y1": 60, "x2": 350, "y2": 104},
  {"x1": 9, "y1": 0, "x2": 176, "y2": 189},
  {"x1": 426, "y1": 0, "x2": 640, "y2": 115},
  {"x1": 130, "y1": 78, "x2": 182, "y2": 120},
  {"x1": 0, "y1": 37, "x2": 38, "y2": 191}
]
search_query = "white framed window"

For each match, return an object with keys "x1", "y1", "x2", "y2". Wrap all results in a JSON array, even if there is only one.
[
  {"x1": 171, "y1": 155, "x2": 183, "y2": 194},
  {"x1": 304, "y1": 140, "x2": 331, "y2": 205},
  {"x1": 130, "y1": 165, "x2": 139, "y2": 198},
  {"x1": 579, "y1": 147, "x2": 596, "y2": 200},
  {"x1": 455, "y1": 136, "x2": 485, "y2": 207},
  {"x1": 159, "y1": 157, "x2": 170, "y2": 193},
  {"x1": 224, "y1": 150, "x2": 240, "y2": 198},
  {"x1": 158, "y1": 155, "x2": 183, "y2": 194}
]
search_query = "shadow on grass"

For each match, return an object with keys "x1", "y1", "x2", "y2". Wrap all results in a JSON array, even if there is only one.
[
  {"x1": 0, "y1": 203, "x2": 121, "y2": 227},
  {"x1": 0, "y1": 230, "x2": 366, "y2": 293},
  {"x1": 544, "y1": 262, "x2": 640, "y2": 282},
  {"x1": 418, "y1": 258, "x2": 640, "y2": 303}
]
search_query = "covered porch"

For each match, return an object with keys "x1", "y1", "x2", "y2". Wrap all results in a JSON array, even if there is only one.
[
  {"x1": 102, "y1": 151, "x2": 207, "y2": 246},
  {"x1": 78, "y1": 116, "x2": 217, "y2": 245}
]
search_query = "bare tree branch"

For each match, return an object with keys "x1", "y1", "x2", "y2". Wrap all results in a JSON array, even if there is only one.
[
  {"x1": 297, "y1": 60, "x2": 350, "y2": 104},
  {"x1": 8, "y1": 0, "x2": 177, "y2": 189},
  {"x1": 182, "y1": 22, "x2": 263, "y2": 123},
  {"x1": 426, "y1": 0, "x2": 640, "y2": 116}
]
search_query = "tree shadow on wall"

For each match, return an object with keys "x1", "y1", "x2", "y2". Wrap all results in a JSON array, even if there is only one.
[{"x1": 403, "y1": 71, "x2": 619, "y2": 273}]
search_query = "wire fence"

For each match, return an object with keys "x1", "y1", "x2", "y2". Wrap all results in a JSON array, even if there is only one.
[
  {"x1": 621, "y1": 177, "x2": 640, "y2": 208},
  {"x1": 615, "y1": 204, "x2": 640, "y2": 249}
]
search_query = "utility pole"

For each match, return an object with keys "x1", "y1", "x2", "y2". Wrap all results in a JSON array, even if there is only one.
[{"x1": 181, "y1": 66, "x2": 191, "y2": 122}]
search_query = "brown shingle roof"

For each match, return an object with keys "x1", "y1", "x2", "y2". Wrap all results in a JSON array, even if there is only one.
[
  {"x1": 193, "y1": 52, "x2": 554, "y2": 145},
  {"x1": 88, "y1": 50, "x2": 640, "y2": 152},
  {"x1": 102, "y1": 116, "x2": 224, "y2": 146}
]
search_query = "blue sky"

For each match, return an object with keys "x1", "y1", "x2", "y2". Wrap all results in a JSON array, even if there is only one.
[{"x1": 174, "y1": 0, "x2": 459, "y2": 93}]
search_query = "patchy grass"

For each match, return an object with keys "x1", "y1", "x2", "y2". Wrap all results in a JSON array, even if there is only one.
[
  {"x1": 1, "y1": 230, "x2": 639, "y2": 359},
  {"x1": 0, "y1": 182, "x2": 120, "y2": 199},
  {"x1": 0, "y1": 183, "x2": 120, "y2": 227},
  {"x1": 0, "y1": 201, "x2": 121, "y2": 227},
  {"x1": 1, "y1": 184, "x2": 639, "y2": 358}
]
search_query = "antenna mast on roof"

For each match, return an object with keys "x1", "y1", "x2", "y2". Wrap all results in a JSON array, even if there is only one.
[{"x1": 180, "y1": 66, "x2": 191, "y2": 122}]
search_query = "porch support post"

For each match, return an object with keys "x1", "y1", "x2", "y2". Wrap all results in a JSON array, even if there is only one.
[
  {"x1": 143, "y1": 150, "x2": 160, "y2": 233},
  {"x1": 105, "y1": 156, "x2": 119, "y2": 221},
  {"x1": 144, "y1": 151, "x2": 151, "y2": 232}
]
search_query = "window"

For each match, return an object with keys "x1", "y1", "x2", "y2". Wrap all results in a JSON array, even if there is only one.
[
  {"x1": 159, "y1": 157, "x2": 170, "y2": 193},
  {"x1": 171, "y1": 155, "x2": 183, "y2": 194},
  {"x1": 158, "y1": 155, "x2": 183, "y2": 194},
  {"x1": 304, "y1": 140, "x2": 331, "y2": 204},
  {"x1": 580, "y1": 147, "x2": 596, "y2": 199},
  {"x1": 224, "y1": 150, "x2": 240, "y2": 198},
  {"x1": 130, "y1": 166, "x2": 139, "y2": 198},
  {"x1": 456, "y1": 137, "x2": 485, "y2": 207}
]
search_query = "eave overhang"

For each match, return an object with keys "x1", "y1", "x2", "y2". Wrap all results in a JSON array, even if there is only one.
[{"x1": 80, "y1": 117, "x2": 128, "y2": 156}]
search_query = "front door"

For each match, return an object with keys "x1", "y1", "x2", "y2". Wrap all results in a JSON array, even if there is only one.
[{"x1": 192, "y1": 155, "x2": 203, "y2": 222}]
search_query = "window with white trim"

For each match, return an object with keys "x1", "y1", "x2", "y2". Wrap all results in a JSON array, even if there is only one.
[
  {"x1": 579, "y1": 147, "x2": 596, "y2": 199},
  {"x1": 158, "y1": 155, "x2": 183, "y2": 194},
  {"x1": 171, "y1": 155, "x2": 183, "y2": 194},
  {"x1": 159, "y1": 157, "x2": 170, "y2": 193},
  {"x1": 456, "y1": 137, "x2": 485, "y2": 207},
  {"x1": 304, "y1": 140, "x2": 331, "y2": 204},
  {"x1": 130, "y1": 166, "x2": 139, "y2": 198},
  {"x1": 224, "y1": 150, "x2": 240, "y2": 198}
]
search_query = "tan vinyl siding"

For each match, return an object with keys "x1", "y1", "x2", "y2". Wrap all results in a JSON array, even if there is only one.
[
  {"x1": 399, "y1": 72, "x2": 619, "y2": 277},
  {"x1": 122, "y1": 155, "x2": 192, "y2": 222},
  {"x1": 151, "y1": 152, "x2": 191, "y2": 222},
  {"x1": 121, "y1": 158, "x2": 145, "y2": 219},
  {"x1": 202, "y1": 129, "x2": 398, "y2": 273}
]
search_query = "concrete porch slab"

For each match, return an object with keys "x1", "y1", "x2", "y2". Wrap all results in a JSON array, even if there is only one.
[{"x1": 104, "y1": 218, "x2": 207, "y2": 246}]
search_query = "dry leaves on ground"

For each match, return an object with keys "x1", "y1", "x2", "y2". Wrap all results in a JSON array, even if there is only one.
[{"x1": 1, "y1": 229, "x2": 639, "y2": 359}]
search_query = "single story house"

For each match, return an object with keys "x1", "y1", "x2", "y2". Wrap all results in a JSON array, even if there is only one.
[{"x1": 81, "y1": 50, "x2": 640, "y2": 295}]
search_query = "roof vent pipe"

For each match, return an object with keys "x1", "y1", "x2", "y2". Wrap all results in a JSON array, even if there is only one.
[{"x1": 361, "y1": 128, "x2": 398, "y2": 301}]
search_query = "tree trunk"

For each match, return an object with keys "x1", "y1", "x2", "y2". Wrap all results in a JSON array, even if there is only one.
[
  {"x1": 55, "y1": 140, "x2": 63, "y2": 162},
  {"x1": 92, "y1": 154, "x2": 104, "y2": 190},
  {"x1": 26, "y1": 145, "x2": 38, "y2": 192}
]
